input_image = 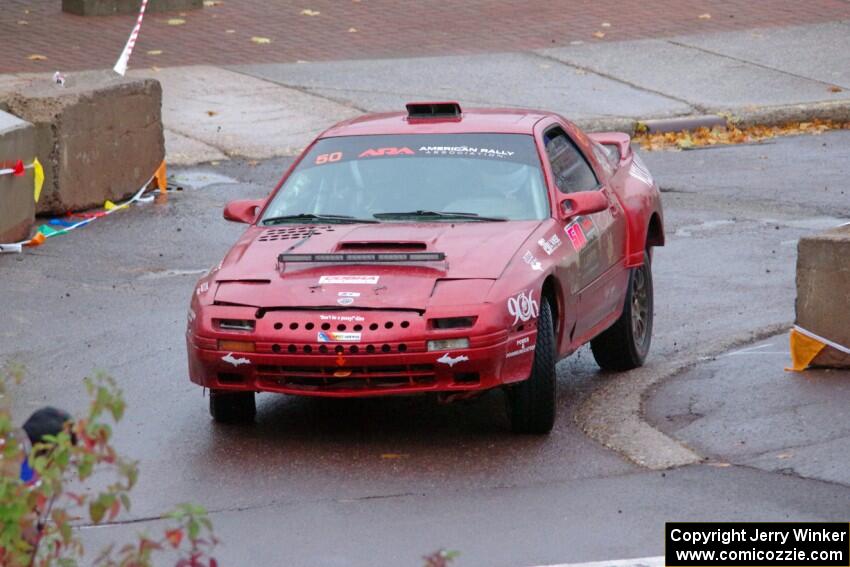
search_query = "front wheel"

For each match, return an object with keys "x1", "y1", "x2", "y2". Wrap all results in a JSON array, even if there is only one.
[
  {"x1": 506, "y1": 296, "x2": 556, "y2": 434},
  {"x1": 590, "y1": 250, "x2": 654, "y2": 371},
  {"x1": 209, "y1": 390, "x2": 256, "y2": 424}
]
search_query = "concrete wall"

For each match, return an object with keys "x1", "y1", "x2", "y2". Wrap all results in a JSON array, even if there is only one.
[
  {"x1": 796, "y1": 224, "x2": 850, "y2": 366},
  {"x1": 62, "y1": 0, "x2": 202, "y2": 16},
  {"x1": 0, "y1": 71, "x2": 164, "y2": 215},
  {"x1": 0, "y1": 111, "x2": 35, "y2": 243}
]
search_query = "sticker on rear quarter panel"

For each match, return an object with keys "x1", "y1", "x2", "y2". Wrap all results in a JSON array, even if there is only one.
[
  {"x1": 319, "y1": 275, "x2": 379, "y2": 285},
  {"x1": 565, "y1": 221, "x2": 587, "y2": 250}
]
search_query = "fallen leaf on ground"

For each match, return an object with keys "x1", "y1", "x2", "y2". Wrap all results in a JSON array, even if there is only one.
[
  {"x1": 210, "y1": 161, "x2": 220, "y2": 166},
  {"x1": 776, "y1": 452, "x2": 793, "y2": 459},
  {"x1": 706, "y1": 462, "x2": 731, "y2": 467},
  {"x1": 18, "y1": 20, "x2": 28, "y2": 25},
  {"x1": 828, "y1": 86, "x2": 842, "y2": 93},
  {"x1": 167, "y1": 18, "x2": 186, "y2": 25},
  {"x1": 698, "y1": 13, "x2": 711, "y2": 19},
  {"x1": 150, "y1": 66, "x2": 161, "y2": 72},
  {"x1": 27, "y1": 54, "x2": 47, "y2": 61},
  {"x1": 225, "y1": 29, "x2": 236, "y2": 33},
  {"x1": 634, "y1": 119, "x2": 850, "y2": 151},
  {"x1": 348, "y1": 27, "x2": 358, "y2": 32},
  {"x1": 251, "y1": 36, "x2": 271, "y2": 44},
  {"x1": 592, "y1": 31, "x2": 605, "y2": 39},
  {"x1": 203, "y1": 0, "x2": 221, "y2": 5},
  {"x1": 300, "y1": 9, "x2": 321, "y2": 16},
  {"x1": 381, "y1": 453, "x2": 409, "y2": 459},
  {"x1": 601, "y1": 22, "x2": 611, "y2": 27},
  {"x1": 147, "y1": 50, "x2": 163, "y2": 55},
  {"x1": 247, "y1": 160, "x2": 259, "y2": 166},
  {"x1": 206, "y1": 110, "x2": 218, "y2": 117}
]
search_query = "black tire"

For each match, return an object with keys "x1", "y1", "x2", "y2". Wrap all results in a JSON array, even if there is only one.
[
  {"x1": 591, "y1": 250, "x2": 654, "y2": 371},
  {"x1": 209, "y1": 390, "x2": 256, "y2": 424},
  {"x1": 507, "y1": 296, "x2": 556, "y2": 434}
]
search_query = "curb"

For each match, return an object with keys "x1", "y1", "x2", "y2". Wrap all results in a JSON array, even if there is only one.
[{"x1": 575, "y1": 99, "x2": 850, "y2": 135}]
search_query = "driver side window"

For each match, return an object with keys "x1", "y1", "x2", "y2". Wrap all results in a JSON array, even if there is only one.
[{"x1": 544, "y1": 126, "x2": 598, "y2": 193}]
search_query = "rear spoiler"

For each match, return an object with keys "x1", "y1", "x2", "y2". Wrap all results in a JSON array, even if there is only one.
[{"x1": 587, "y1": 132, "x2": 632, "y2": 163}]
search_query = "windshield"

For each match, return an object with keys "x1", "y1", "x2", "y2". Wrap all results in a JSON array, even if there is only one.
[{"x1": 262, "y1": 133, "x2": 549, "y2": 223}]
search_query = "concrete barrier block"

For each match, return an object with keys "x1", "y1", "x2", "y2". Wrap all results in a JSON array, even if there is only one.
[
  {"x1": 0, "y1": 71, "x2": 164, "y2": 215},
  {"x1": 796, "y1": 224, "x2": 850, "y2": 366},
  {"x1": 62, "y1": 0, "x2": 202, "y2": 16},
  {"x1": 0, "y1": 111, "x2": 36, "y2": 243}
]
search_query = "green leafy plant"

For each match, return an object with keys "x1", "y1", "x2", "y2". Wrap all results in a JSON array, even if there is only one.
[{"x1": 0, "y1": 364, "x2": 218, "y2": 567}]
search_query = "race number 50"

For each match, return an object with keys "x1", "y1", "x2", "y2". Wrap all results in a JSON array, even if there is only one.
[{"x1": 315, "y1": 152, "x2": 342, "y2": 165}]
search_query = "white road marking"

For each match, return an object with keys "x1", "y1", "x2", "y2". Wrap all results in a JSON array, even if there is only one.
[
  {"x1": 530, "y1": 555, "x2": 664, "y2": 567},
  {"x1": 724, "y1": 343, "x2": 789, "y2": 356}
]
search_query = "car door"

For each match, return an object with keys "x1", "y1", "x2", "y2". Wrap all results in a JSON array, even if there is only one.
[{"x1": 541, "y1": 124, "x2": 625, "y2": 341}]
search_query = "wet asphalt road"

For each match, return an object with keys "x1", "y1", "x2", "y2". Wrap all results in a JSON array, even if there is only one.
[{"x1": 2, "y1": 131, "x2": 849, "y2": 566}]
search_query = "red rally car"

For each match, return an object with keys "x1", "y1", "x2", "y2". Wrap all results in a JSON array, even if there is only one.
[{"x1": 186, "y1": 102, "x2": 664, "y2": 434}]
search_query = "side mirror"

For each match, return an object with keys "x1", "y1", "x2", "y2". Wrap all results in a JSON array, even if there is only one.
[
  {"x1": 223, "y1": 199, "x2": 264, "y2": 224},
  {"x1": 558, "y1": 190, "x2": 608, "y2": 220}
]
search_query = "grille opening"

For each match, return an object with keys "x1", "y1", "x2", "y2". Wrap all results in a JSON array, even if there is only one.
[
  {"x1": 369, "y1": 323, "x2": 379, "y2": 331},
  {"x1": 288, "y1": 344, "x2": 297, "y2": 353},
  {"x1": 400, "y1": 321, "x2": 410, "y2": 328},
  {"x1": 454, "y1": 372, "x2": 480, "y2": 384},
  {"x1": 321, "y1": 323, "x2": 331, "y2": 330},
  {"x1": 303, "y1": 345, "x2": 312, "y2": 354},
  {"x1": 305, "y1": 322, "x2": 315, "y2": 330},
  {"x1": 516, "y1": 324, "x2": 525, "y2": 332},
  {"x1": 350, "y1": 345, "x2": 359, "y2": 354},
  {"x1": 354, "y1": 324, "x2": 363, "y2": 331},
  {"x1": 398, "y1": 344, "x2": 407, "y2": 352},
  {"x1": 274, "y1": 322, "x2": 283, "y2": 330},
  {"x1": 319, "y1": 345, "x2": 328, "y2": 353},
  {"x1": 272, "y1": 344, "x2": 281, "y2": 353},
  {"x1": 366, "y1": 345, "x2": 376, "y2": 353},
  {"x1": 335, "y1": 345, "x2": 344, "y2": 354},
  {"x1": 385, "y1": 322, "x2": 394, "y2": 329},
  {"x1": 218, "y1": 373, "x2": 244, "y2": 384},
  {"x1": 381, "y1": 344, "x2": 391, "y2": 353},
  {"x1": 290, "y1": 322, "x2": 299, "y2": 330},
  {"x1": 337, "y1": 324, "x2": 346, "y2": 331}
]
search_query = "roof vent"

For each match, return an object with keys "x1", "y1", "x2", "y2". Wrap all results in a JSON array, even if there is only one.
[{"x1": 406, "y1": 101, "x2": 462, "y2": 119}]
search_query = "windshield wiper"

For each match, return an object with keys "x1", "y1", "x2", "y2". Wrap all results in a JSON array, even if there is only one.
[
  {"x1": 373, "y1": 210, "x2": 507, "y2": 222},
  {"x1": 262, "y1": 213, "x2": 379, "y2": 225}
]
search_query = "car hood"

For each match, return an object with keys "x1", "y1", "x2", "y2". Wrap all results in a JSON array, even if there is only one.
[{"x1": 213, "y1": 221, "x2": 542, "y2": 309}]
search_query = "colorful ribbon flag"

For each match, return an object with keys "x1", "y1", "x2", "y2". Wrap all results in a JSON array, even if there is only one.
[
  {"x1": 788, "y1": 325, "x2": 850, "y2": 371},
  {"x1": 1, "y1": 157, "x2": 45, "y2": 202},
  {"x1": 0, "y1": 162, "x2": 162, "y2": 254}
]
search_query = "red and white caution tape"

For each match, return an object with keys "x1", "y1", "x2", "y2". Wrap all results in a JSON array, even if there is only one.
[{"x1": 113, "y1": 0, "x2": 149, "y2": 76}]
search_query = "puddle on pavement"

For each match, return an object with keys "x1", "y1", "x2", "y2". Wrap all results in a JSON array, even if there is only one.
[{"x1": 170, "y1": 170, "x2": 239, "y2": 189}]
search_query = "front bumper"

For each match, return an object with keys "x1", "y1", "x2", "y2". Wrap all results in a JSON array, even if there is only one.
[{"x1": 187, "y1": 312, "x2": 537, "y2": 398}]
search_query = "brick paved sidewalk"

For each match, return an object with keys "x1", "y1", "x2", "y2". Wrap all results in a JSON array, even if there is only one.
[{"x1": 2, "y1": 0, "x2": 848, "y2": 74}]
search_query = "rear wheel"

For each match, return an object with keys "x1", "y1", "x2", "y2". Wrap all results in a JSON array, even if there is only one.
[
  {"x1": 590, "y1": 250, "x2": 654, "y2": 371},
  {"x1": 507, "y1": 296, "x2": 556, "y2": 434},
  {"x1": 209, "y1": 390, "x2": 256, "y2": 424}
]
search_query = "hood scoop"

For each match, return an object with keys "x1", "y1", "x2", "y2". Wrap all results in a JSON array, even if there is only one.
[{"x1": 337, "y1": 241, "x2": 427, "y2": 251}]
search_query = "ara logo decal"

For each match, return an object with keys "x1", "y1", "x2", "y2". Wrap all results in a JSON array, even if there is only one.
[
  {"x1": 537, "y1": 233, "x2": 562, "y2": 255},
  {"x1": 507, "y1": 290, "x2": 539, "y2": 325},
  {"x1": 437, "y1": 352, "x2": 469, "y2": 367},
  {"x1": 359, "y1": 147, "x2": 415, "y2": 158},
  {"x1": 565, "y1": 221, "x2": 588, "y2": 251},
  {"x1": 221, "y1": 353, "x2": 250, "y2": 367},
  {"x1": 522, "y1": 250, "x2": 543, "y2": 271},
  {"x1": 506, "y1": 337, "x2": 536, "y2": 358}
]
